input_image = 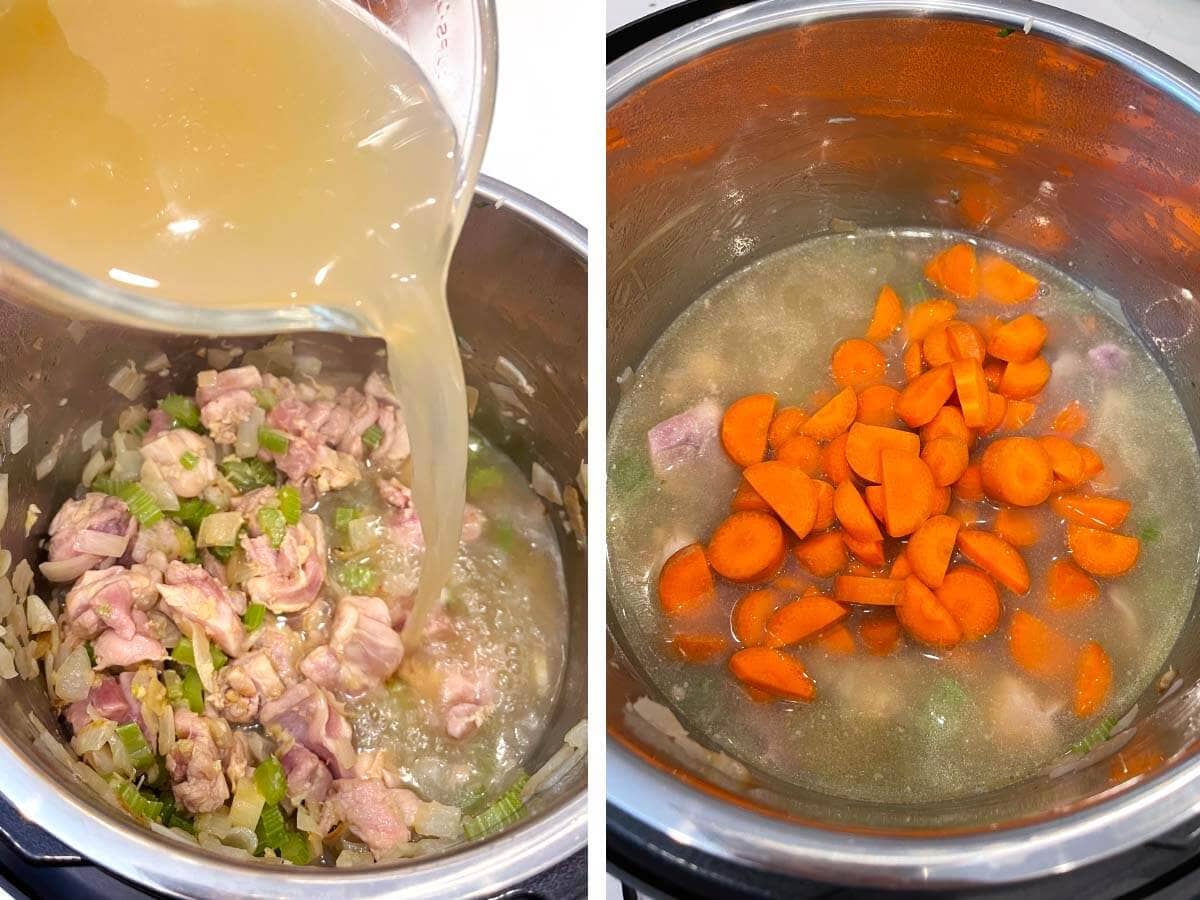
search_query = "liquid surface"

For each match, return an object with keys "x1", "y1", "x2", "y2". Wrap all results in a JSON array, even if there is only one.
[
  {"x1": 607, "y1": 230, "x2": 1200, "y2": 803},
  {"x1": 0, "y1": 0, "x2": 466, "y2": 639}
]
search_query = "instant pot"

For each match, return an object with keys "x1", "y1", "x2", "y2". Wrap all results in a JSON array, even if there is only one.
[
  {"x1": 607, "y1": 0, "x2": 1200, "y2": 895},
  {"x1": 0, "y1": 177, "x2": 587, "y2": 899}
]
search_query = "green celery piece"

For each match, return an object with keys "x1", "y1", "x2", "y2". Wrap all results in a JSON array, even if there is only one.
[
  {"x1": 117, "y1": 483, "x2": 163, "y2": 526},
  {"x1": 114, "y1": 722, "x2": 154, "y2": 771},
  {"x1": 277, "y1": 485, "x2": 301, "y2": 525},
  {"x1": 173, "y1": 498, "x2": 216, "y2": 533},
  {"x1": 257, "y1": 427, "x2": 290, "y2": 455},
  {"x1": 158, "y1": 394, "x2": 201, "y2": 430},
  {"x1": 254, "y1": 756, "x2": 287, "y2": 805},
  {"x1": 181, "y1": 667, "x2": 204, "y2": 713},
  {"x1": 219, "y1": 458, "x2": 278, "y2": 493},
  {"x1": 179, "y1": 451, "x2": 199, "y2": 471},
  {"x1": 171, "y1": 636, "x2": 195, "y2": 668},
  {"x1": 361, "y1": 423, "x2": 383, "y2": 449},
  {"x1": 338, "y1": 560, "x2": 378, "y2": 594},
  {"x1": 257, "y1": 506, "x2": 287, "y2": 548},
  {"x1": 334, "y1": 506, "x2": 361, "y2": 530},
  {"x1": 243, "y1": 602, "x2": 267, "y2": 632},
  {"x1": 462, "y1": 772, "x2": 528, "y2": 839},
  {"x1": 467, "y1": 465, "x2": 503, "y2": 498}
]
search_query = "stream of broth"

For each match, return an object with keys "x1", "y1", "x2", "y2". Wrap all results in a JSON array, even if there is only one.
[
  {"x1": 608, "y1": 230, "x2": 1200, "y2": 803},
  {"x1": 0, "y1": 0, "x2": 465, "y2": 642}
]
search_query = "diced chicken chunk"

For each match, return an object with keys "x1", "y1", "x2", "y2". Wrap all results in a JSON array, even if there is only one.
[
  {"x1": 240, "y1": 514, "x2": 326, "y2": 613},
  {"x1": 299, "y1": 596, "x2": 403, "y2": 698},
  {"x1": 64, "y1": 565, "x2": 160, "y2": 641},
  {"x1": 41, "y1": 493, "x2": 136, "y2": 582},
  {"x1": 319, "y1": 777, "x2": 419, "y2": 857},
  {"x1": 156, "y1": 561, "x2": 247, "y2": 656},
  {"x1": 166, "y1": 709, "x2": 230, "y2": 814},
  {"x1": 282, "y1": 744, "x2": 332, "y2": 804},
  {"x1": 141, "y1": 429, "x2": 217, "y2": 498},
  {"x1": 646, "y1": 400, "x2": 721, "y2": 476},
  {"x1": 196, "y1": 366, "x2": 263, "y2": 445},
  {"x1": 209, "y1": 651, "x2": 285, "y2": 724},
  {"x1": 259, "y1": 681, "x2": 357, "y2": 777}
]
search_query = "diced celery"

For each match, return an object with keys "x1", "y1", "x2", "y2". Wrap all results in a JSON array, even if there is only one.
[
  {"x1": 173, "y1": 523, "x2": 197, "y2": 562},
  {"x1": 254, "y1": 756, "x2": 287, "y2": 805},
  {"x1": 243, "y1": 603, "x2": 266, "y2": 632},
  {"x1": 251, "y1": 388, "x2": 277, "y2": 410},
  {"x1": 171, "y1": 636, "x2": 196, "y2": 668},
  {"x1": 109, "y1": 775, "x2": 165, "y2": 821},
  {"x1": 334, "y1": 506, "x2": 360, "y2": 530},
  {"x1": 117, "y1": 483, "x2": 163, "y2": 526},
  {"x1": 179, "y1": 451, "x2": 199, "y2": 471},
  {"x1": 257, "y1": 801, "x2": 287, "y2": 848},
  {"x1": 337, "y1": 560, "x2": 377, "y2": 594},
  {"x1": 181, "y1": 667, "x2": 204, "y2": 713},
  {"x1": 115, "y1": 722, "x2": 154, "y2": 771},
  {"x1": 257, "y1": 507, "x2": 287, "y2": 548},
  {"x1": 172, "y1": 498, "x2": 216, "y2": 533},
  {"x1": 462, "y1": 772, "x2": 528, "y2": 839},
  {"x1": 467, "y1": 466, "x2": 503, "y2": 498},
  {"x1": 90, "y1": 475, "x2": 131, "y2": 497},
  {"x1": 219, "y1": 458, "x2": 278, "y2": 493},
  {"x1": 211, "y1": 645, "x2": 228, "y2": 670},
  {"x1": 257, "y1": 427, "x2": 290, "y2": 455},
  {"x1": 278, "y1": 831, "x2": 310, "y2": 865},
  {"x1": 277, "y1": 485, "x2": 301, "y2": 525},
  {"x1": 361, "y1": 424, "x2": 383, "y2": 449},
  {"x1": 158, "y1": 394, "x2": 201, "y2": 430}
]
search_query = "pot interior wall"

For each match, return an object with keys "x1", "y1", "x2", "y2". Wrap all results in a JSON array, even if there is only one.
[
  {"x1": 0, "y1": 192, "x2": 587, "y2": 868},
  {"x1": 608, "y1": 11, "x2": 1200, "y2": 832}
]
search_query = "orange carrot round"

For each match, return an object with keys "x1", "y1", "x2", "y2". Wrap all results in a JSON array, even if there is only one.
[
  {"x1": 936, "y1": 565, "x2": 1000, "y2": 640},
  {"x1": 1067, "y1": 525, "x2": 1140, "y2": 577},
  {"x1": 1038, "y1": 435, "x2": 1085, "y2": 487},
  {"x1": 980, "y1": 436, "x2": 1053, "y2": 507},
  {"x1": 845, "y1": 422, "x2": 921, "y2": 483},
  {"x1": 658, "y1": 544, "x2": 715, "y2": 616},
  {"x1": 1051, "y1": 400, "x2": 1088, "y2": 438},
  {"x1": 881, "y1": 449, "x2": 936, "y2": 537},
  {"x1": 999, "y1": 356, "x2": 1051, "y2": 400},
  {"x1": 1051, "y1": 493, "x2": 1131, "y2": 530},
  {"x1": 954, "y1": 462, "x2": 985, "y2": 502},
  {"x1": 831, "y1": 338, "x2": 886, "y2": 390},
  {"x1": 721, "y1": 393, "x2": 776, "y2": 467},
  {"x1": 708, "y1": 511, "x2": 786, "y2": 583},
  {"x1": 1009, "y1": 609, "x2": 1071, "y2": 679},
  {"x1": 729, "y1": 647, "x2": 815, "y2": 701},
  {"x1": 1074, "y1": 641, "x2": 1112, "y2": 718},
  {"x1": 672, "y1": 633, "x2": 728, "y2": 663},
  {"x1": 834, "y1": 480, "x2": 884, "y2": 542},
  {"x1": 921, "y1": 405, "x2": 972, "y2": 446},
  {"x1": 863, "y1": 484, "x2": 886, "y2": 522},
  {"x1": 835, "y1": 575, "x2": 904, "y2": 605},
  {"x1": 889, "y1": 551, "x2": 913, "y2": 579},
  {"x1": 980, "y1": 253, "x2": 1039, "y2": 304},
  {"x1": 946, "y1": 321, "x2": 986, "y2": 362},
  {"x1": 793, "y1": 531, "x2": 847, "y2": 578},
  {"x1": 818, "y1": 623, "x2": 856, "y2": 655},
  {"x1": 931, "y1": 485, "x2": 952, "y2": 515},
  {"x1": 775, "y1": 434, "x2": 822, "y2": 475},
  {"x1": 732, "y1": 589, "x2": 777, "y2": 645},
  {"x1": 957, "y1": 529, "x2": 1030, "y2": 594},
  {"x1": 1001, "y1": 399, "x2": 1037, "y2": 431},
  {"x1": 765, "y1": 594, "x2": 849, "y2": 647},
  {"x1": 922, "y1": 321, "x2": 954, "y2": 367},
  {"x1": 856, "y1": 384, "x2": 900, "y2": 427},
  {"x1": 743, "y1": 461, "x2": 819, "y2": 539},
  {"x1": 1077, "y1": 444, "x2": 1104, "y2": 479},
  {"x1": 822, "y1": 432, "x2": 852, "y2": 484},
  {"x1": 768, "y1": 405, "x2": 808, "y2": 451},
  {"x1": 993, "y1": 507, "x2": 1039, "y2": 548},
  {"x1": 897, "y1": 576, "x2": 962, "y2": 648},
  {"x1": 730, "y1": 477, "x2": 770, "y2": 513},
  {"x1": 812, "y1": 479, "x2": 836, "y2": 530},
  {"x1": 924, "y1": 242, "x2": 978, "y2": 299},
  {"x1": 951, "y1": 358, "x2": 989, "y2": 427},
  {"x1": 1047, "y1": 558, "x2": 1099, "y2": 611},
  {"x1": 907, "y1": 515, "x2": 961, "y2": 588},
  {"x1": 905, "y1": 299, "x2": 959, "y2": 342},
  {"x1": 903, "y1": 341, "x2": 925, "y2": 381},
  {"x1": 843, "y1": 534, "x2": 885, "y2": 567},
  {"x1": 866, "y1": 285, "x2": 904, "y2": 342},
  {"x1": 984, "y1": 357, "x2": 1006, "y2": 392},
  {"x1": 921, "y1": 436, "x2": 969, "y2": 487},
  {"x1": 987, "y1": 313, "x2": 1048, "y2": 363},
  {"x1": 896, "y1": 364, "x2": 957, "y2": 427},
  {"x1": 802, "y1": 386, "x2": 858, "y2": 441},
  {"x1": 859, "y1": 609, "x2": 902, "y2": 655},
  {"x1": 980, "y1": 391, "x2": 1008, "y2": 435}
]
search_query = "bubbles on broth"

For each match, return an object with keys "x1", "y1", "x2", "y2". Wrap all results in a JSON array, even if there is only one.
[{"x1": 607, "y1": 230, "x2": 1200, "y2": 803}]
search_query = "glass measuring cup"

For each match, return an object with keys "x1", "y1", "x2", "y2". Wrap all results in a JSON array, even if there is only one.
[{"x1": 0, "y1": 0, "x2": 497, "y2": 336}]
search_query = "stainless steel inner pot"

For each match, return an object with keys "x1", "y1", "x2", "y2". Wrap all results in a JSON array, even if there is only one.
[
  {"x1": 607, "y1": 0, "x2": 1200, "y2": 886},
  {"x1": 0, "y1": 176, "x2": 586, "y2": 899}
]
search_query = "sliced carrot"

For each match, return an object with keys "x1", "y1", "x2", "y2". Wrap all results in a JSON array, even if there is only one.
[
  {"x1": 980, "y1": 253, "x2": 1039, "y2": 304},
  {"x1": 767, "y1": 406, "x2": 808, "y2": 451},
  {"x1": 1001, "y1": 399, "x2": 1036, "y2": 431},
  {"x1": 896, "y1": 364, "x2": 957, "y2": 428},
  {"x1": 986, "y1": 314, "x2": 1047, "y2": 363},
  {"x1": 1067, "y1": 525, "x2": 1140, "y2": 577},
  {"x1": 1110, "y1": 748, "x2": 1165, "y2": 785},
  {"x1": 863, "y1": 484, "x2": 885, "y2": 522},
  {"x1": 844, "y1": 422, "x2": 921, "y2": 483},
  {"x1": 1051, "y1": 401, "x2": 1088, "y2": 438},
  {"x1": 834, "y1": 575, "x2": 904, "y2": 605},
  {"x1": 866, "y1": 284, "x2": 904, "y2": 342},
  {"x1": 658, "y1": 544, "x2": 715, "y2": 616},
  {"x1": 855, "y1": 384, "x2": 900, "y2": 427},
  {"x1": 732, "y1": 589, "x2": 777, "y2": 645},
  {"x1": 889, "y1": 551, "x2": 913, "y2": 580},
  {"x1": 993, "y1": 507, "x2": 1039, "y2": 548},
  {"x1": 954, "y1": 463, "x2": 984, "y2": 501},
  {"x1": 902, "y1": 341, "x2": 925, "y2": 381},
  {"x1": 721, "y1": 394, "x2": 776, "y2": 466},
  {"x1": 822, "y1": 432, "x2": 852, "y2": 484},
  {"x1": 922, "y1": 321, "x2": 954, "y2": 367},
  {"x1": 708, "y1": 511, "x2": 786, "y2": 583},
  {"x1": 843, "y1": 533, "x2": 885, "y2": 567},
  {"x1": 897, "y1": 576, "x2": 962, "y2": 648},
  {"x1": 1051, "y1": 493, "x2": 1131, "y2": 530},
  {"x1": 1047, "y1": 558, "x2": 1099, "y2": 611},
  {"x1": 931, "y1": 485, "x2": 952, "y2": 515},
  {"x1": 743, "y1": 462, "x2": 818, "y2": 539},
  {"x1": 1038, "y1": 435, "x2": 1085, "y2": 487},
  {"x1": 999, "y1": 356, "x2": 1051, "y2": 400},
  {"x1": 793, "y1": 531, "x2": 847, "y2": 578},
  {"x1": 977, "y1": 313, "x2": 1003, "y2": 343},
  {"x1": 773, "y1": 576, "x2": 811, "y2": 593},
  {"x1": 833, "y1": 480, "x2": 884, "y2": 542},
  {"x1": 672, "y1": 633, "x2": 728, "y2": 663},
  {"x1": 921, "y1": 436, "x2": 969, "y2": 487},
  {"x1": 979, "y1": 391, "x2": 1007, "y2": 435},
  {"x1": 924, "y1": 242, "x2": 978, "y2": 299},
  {"x1": 980, "y1": 436, "x2": 1053, "y2": 507},
  {"x1": 731, "y1": 477, "x2": 770, "y2": 512},
  {"x1": 845, "y1": 560, "x2": 883, "y2": 578},
  {"x1": 1009, "y1": 609, "x2": 1071, "y2": 679},
  {"x1": 957, "y1": 529, "x2": 1030, "y2": 594},
  {"x1": 1077, "y1": 444, "x2": 1104, "y2": 479},
  {"x1": 881, "y1": 449, "x2": 936, "y2": 537},
  {"x1": 905, "y1": 299, "x2": 958, "y2": 342},
  {"x1": 729, "y1": 647, "x2": 815, "y2": 701},
  {"x1": 907, "y1": 515, "x2": 961, "y2": 588},
  {"x1": 859, "y1": 609, "x2": 902, "y2": 655},
  {"x1": 921, "y1": 405, "x2": 972, "y2": 446},
  {"x1": 831, "y1": 338, "x2": 886, "y2": 389},
  {"x1": 775, "y1": 434, "x2": 822, "y2": 475},
  {"x1": 950, "y1": 358, "x2": 989, "y2": 428},
  {"x1": 802, "y1": 386, "x2": 858, "y2": 441},
  {"x1": 765, "y1": 594, "x2": 849, "y2": 647},
  {"x1": 983, "y1": 357, "x2": 1005, "y2": 392},
  {"x1": 936, "y1": 565, "x2": 1000, "y2": 640},
  {"x1": 946, "y1": 321, "x2": 986, "y2": 362},
  {"x1": 812, "y1": 479, "x2": 836, "y2": 530},
  {"x1": 818, "y1": 623, "x2": 856, "y2": 655}
]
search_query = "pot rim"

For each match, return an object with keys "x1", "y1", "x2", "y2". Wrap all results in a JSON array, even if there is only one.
[
  {"x1": 0, "y1": 172, "x2": 587, "y2": 900},
  {"x1": 606, "y1": 0, "x2": 1200, "y2": 886}
]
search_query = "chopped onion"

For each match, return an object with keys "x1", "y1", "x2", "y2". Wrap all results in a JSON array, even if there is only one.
[
  {"x1": 0, "y1": 579, "x2": 14, "y2": 618},
  {"x1": 158, "y1": 703, "x2": 175, "y2": 756},
  {"x1": 296, "y1": 801, "x2": 322, "y2": 836},
  {"x1": 81, "y1": 451, "x2": 109, "y2": 487},
  {"x1": 142, "y1": 352, "x2": 170, "y2": 374},
  {"x1": 0, "y1": 550, "x2": 11, "y2": 579},
  {"x1": 197, "y1": 511, "x2": 243, "y2": 548},
  {"x1": 111, "y1": 449, "x2": 144, "y2": 482},
  {"x1": 228, "y1": 776, "x2": 266, "y2": 830},
  {"x1": 72, "y1": 719, "x2": 117, "y2": 755},
  {"x1": 293, "y1": 354, "x2": 322, "y2": 377},
  {"x1": 494, "y1": 356, "x2": 535, "y2": 397},
  {"x1": 531, "y1": 462, "x2": 562, "y2": 505},
  {"x1": 108, "y1": 361, "x2": 146, "y2": 400},
  {"x1": 12, "y1": 559, "x2": 33, "y2": 599},
  {"x1": 39, "y1": 556, "x2": 95, "y2": 583},
  {"x1": 66, "y1": 321, "x2": 87, "y2": 344},
  {"x1": 24, "y1": 504, "x2": 40, "y2": 537},
  {"x1": 0, "y1": 644, "x2": 15, "y2": 680},
  {"x1": 465, "y1": 385, "x2": 479, "y2": 417},
  {"x1": 223, "y1": 827, "x2": 260, "y2": 854},
  {"x1": 141, "y1": 460, "x2": 181, "y2": 512},
  {"x1": 335, "y1": 848, "x2": 374, "y2": 868},
  {"x1": 190, "y1": 624, "x2": 215, "y2": 692},
  {"x1": 74, "y1": 529, "x2": 130, "y2": 558},
  {"x1": 8, "y1": 412, "x2": 28, "y2": 454},
  {"x1": 80, "y1": 421, "x2": 104, "y2": 453},
  {"x1": 197, "y1": 832, "x2": 255, "y2": 860},
  {"x1": 117, "y1": 406, "x2": 148, "y2": 434},
  {"x1": 26, "y1": 595, "x2": 54, "y2": 634},
  {"x1": 54, "y1": 645, "x2": 93, "y2": 702},
  {"x1": 577, "y1": 462, "x2": 588, "y2": 501},
  {"x1": 234, "y1": 406, "x2": 265, "y2": 459},
  {"x1": 346, "y1": 516, "x2": 380, "y2": 552},
  {"x1": 0, "y1": 473, "x2": 8, "y2": 529},
  {"x1": 412, "y1": 801, "x2": 461, "y2": 838},
  {"x1": 195, "y1": 810, "x2": 232, "y2": 838},
  {"x1": 149, "y1": 821, "x2": 198, "y2": 845},
  {"x1": 488, "y1": 381, "x2": 530, "y2": 415}
]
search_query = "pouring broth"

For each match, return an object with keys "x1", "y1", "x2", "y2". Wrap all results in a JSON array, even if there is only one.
[{"x1": 607, "y1": 230, "x2": 1200, "y2": 802}]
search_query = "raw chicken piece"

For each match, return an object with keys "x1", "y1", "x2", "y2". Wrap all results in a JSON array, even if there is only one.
[
  {"x1": 282, "y1": 744, "x2": 332, "y2": 804},
  {"x1": 196, "y1": 366, "x2": 263, "y2": 445},
  {"x1": 141, "y1": 429, "x2": 217, "y2": 498},
  {"x1": 646, "y1": 400, "x2": 721, "y2": 476},
  {"x1": 319, "y1": 777, "x2": 419, "y2": 857},
  {"x1": 259, "y1": 681, "x2": 357, "y2": 777},
  {"x1": 166, "y1": 709, "x2": 230, "y2": 814},
  {"x1": 93, "y1": 610, "x2": 165, "y2": 670},
  {"x1": 299, "y1": 596, "x2": 404, "y2": 698},
  {"x1": 441, "y1": 667, "x2": 496, "y2": 740},
  {"x1": 230, "y1": 487, "x2": 279, "y2": 536},
  {"x1": 65, "y1": 566, "x2": 160, "y2": 640},
  {"x1": 156, "y1": 561, "x2": 247, "y2": 656},
  {"x1": 240, "y1": 514, "x2": 326, "y2": 613},
  {"x1": 130, "y1": 519, "x2": 184, "y2": 573},
  {"x1": 333, "y1": 387, "x2": 381, "y2": 457},
  {"x1": 65, "y1": 676, "x2": 136, "y2": 734},
  {"x1": 249, "y1": 625, "x2": 302, "y2": 686},
  {"x1": 196, "y1": 366, "x2": 263, "y2": 407},
  {"x1": 41, "y1": 493, "x2": 136, "y2": 582},
  {"x1": 143, "y1": 408, "x2": 172, "y2": 443},
  {"x1": 379, "y1": 479, "x2": 484, "y2": 546},
  {"x1": 209, "y1": 651, "x2": 285, "y2": 724}
]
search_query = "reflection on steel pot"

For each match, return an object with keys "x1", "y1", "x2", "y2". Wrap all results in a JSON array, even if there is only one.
[
  {"x1": 0, "y1": 176, "x2": 586, "y2": 899},
  {"x1": 608, "y1": 0, "x2": 1200, "y2": 887}
]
